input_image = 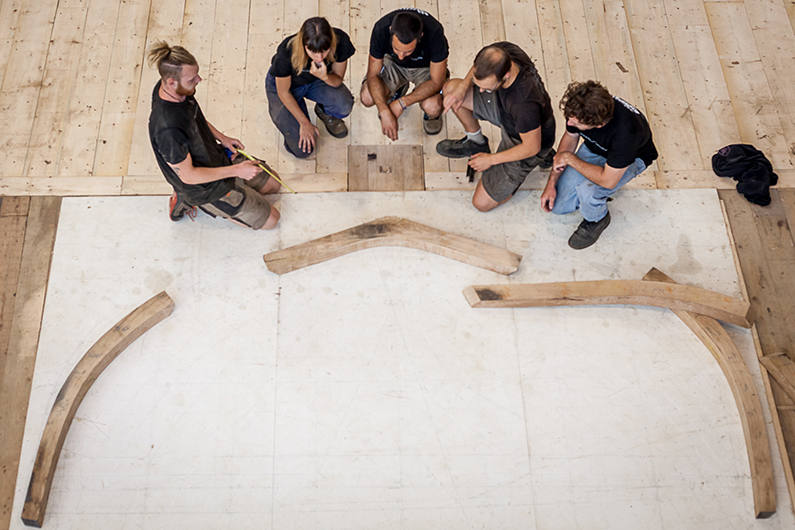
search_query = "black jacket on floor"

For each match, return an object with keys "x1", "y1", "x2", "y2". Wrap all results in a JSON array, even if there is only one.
[{"x1": 712, "y1": 144, "x2": 778, "y2": 206}]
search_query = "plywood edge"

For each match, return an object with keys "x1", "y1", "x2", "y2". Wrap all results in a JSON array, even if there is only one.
[
  {"x1": 462, "y1": 279, "x2": 754, "y2": 327},
  {"x1": 21, "y1": 292, "x2": 175, "y2": 528},
  {"x1": 263, "y1": 216, "x2": 521, "y2": 275},
  {"x1": 643, "y1": 267, "x2": 776, "y2": 518}
]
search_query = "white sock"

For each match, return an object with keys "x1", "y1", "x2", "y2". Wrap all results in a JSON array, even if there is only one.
[{"x1": 465, "y1": 128, "x2": 486, "y2": 145}]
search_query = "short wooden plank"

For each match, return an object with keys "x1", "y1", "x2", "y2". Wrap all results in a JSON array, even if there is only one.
[
  {"x1": 624, "y1": 0, "x2": 702, "y2": 171},
  {"x1": 56, "y1": 0, "x2": 122, "y2": 177},
  {"x1": 0, "y1": 177, "x2": 123, "y2": 196},
  {"x1": 644, "y1": 267, "x2": 775, "y2": 518},
  {"x1": 761, "y1": 354, "x2": 795, "y2": 402},
  {"x1": 706, "y1": 2, "x2": 794, "y2": 169},
  {"x1": 669, "y1": 23, "x2": 741, "y2": 169},
  {"x1": 21, "y1": 291, "x2": 175, "y2": 528},
  {"x1": 23, "y1": 2, "x2": 89, "y2": 178},
  {"x1": 463, "y1": 279, "x2": 756, "y2": 328},
  {"x1": 0, "y1": 197, "x2": 60, "y2": 530},
  {"x1": 241, "y1": 33, "x2": 282, "y2": 176},
  {"x1": 348, "y1": 145, "x2": 424, "y2": 191},
  {"x1": 583, "y1": 1, "x2": 647, "y2": 116},
  {"x1": 264, "y1": 216, "x2": 522, "y2": 275},
  {"x1": 349, "y1": 0, "x2": 384, "y2": 148},
  {"x1": 0, "y1": 0, "x2": 61, "y2": 177},
  {"x1": 744, "y1": 0, "x2": 795, "y2": 164}
]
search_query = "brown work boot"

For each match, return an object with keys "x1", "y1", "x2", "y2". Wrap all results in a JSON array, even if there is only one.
[
  {"x1": 315, "y1": 104, "x2": 348, "y2": 138},
  {"x1": 423, "y1": 112, "x2": 443, "y2": 135}
]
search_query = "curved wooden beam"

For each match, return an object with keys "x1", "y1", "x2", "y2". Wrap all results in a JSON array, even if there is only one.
[
  {"x1": 643, "y1": 268, "x2": 775, "y2": 518},
  {"x1": 463, "y1": 278, "x2": 755, "y2": 328},
  {"x1": 263, "y1": 216, "x2": 521, "y2": 275},
  {"x1": 21, "y1": 292, "x2": 175, "y2": 528}
]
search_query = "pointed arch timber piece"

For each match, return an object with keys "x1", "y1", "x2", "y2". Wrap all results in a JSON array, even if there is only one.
[
  {"x1": 21, "y1": 292, "x2": 175, "y2": 528},
  {"x1": 643, "y1": 268, "x2": 774, "y2": 519},
  {"x1": 263, "y1": 216, "x2": 522, "y2": 275},
  {"x1": 463, "y1": 278, "x2": 755, "y2": 328}
]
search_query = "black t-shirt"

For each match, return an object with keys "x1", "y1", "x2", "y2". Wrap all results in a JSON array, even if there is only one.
[
  {"x1": 269, "y1": 28, "x2": 356, "y2": 88},
  {"x1": 566, "y1": 97, "x2": 658, "y2": 168},
  {"x1": 148, "y1": 81, "x2": 233, "y2": 205},
  {"x1": 369, "y1": 8, "x2": 449, "y2": 68},
  {"x1": 492, "y1": 42, "x2": 556, "y2": 149}
]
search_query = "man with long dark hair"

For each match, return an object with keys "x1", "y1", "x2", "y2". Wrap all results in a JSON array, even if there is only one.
[
  {"x1": 147, "y1": 42, "x2": 280, "y2": 230},
  {"x1": 437, "y1": 43, "x2": 556, "y2": 212},
  {"x1": 361, "y1": 8, "x2": 449, "y2": 139}
]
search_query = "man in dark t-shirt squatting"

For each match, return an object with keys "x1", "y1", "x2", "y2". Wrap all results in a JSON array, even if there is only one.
[
  {"x1": 541, "y1": 80, "x2": 658, "y2": 249},
  {"x1": 147, "y1": 42, "x2": 281, "y2": 230},
  {"x1": 361, "y1": 8, "x2": 449, "y2": 139},
  {"x1": 437, "y1": 42, "x2": 556, "y2": 213}
]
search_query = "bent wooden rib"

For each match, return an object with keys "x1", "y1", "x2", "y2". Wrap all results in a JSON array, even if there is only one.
[
  {"x1": 463, "y1": 278, "x2": 755, "y2": 328},
  {"x1": 21, "y1": 292, "x2": 175, "y2": 528},
  {"x1": 759, "y1": 353, "x2": 795, "y2": 403},
  {"x1": 643, "y1": 268, "x2": 775, "y2": 518},
  {"x1": 263, "y1": 216, "x2": 521, "y2": 275}
]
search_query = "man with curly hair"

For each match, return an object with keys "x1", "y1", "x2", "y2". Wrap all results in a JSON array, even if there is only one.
[{"x1": 541, "y1": 81, "x2": 657, "y2": 249}]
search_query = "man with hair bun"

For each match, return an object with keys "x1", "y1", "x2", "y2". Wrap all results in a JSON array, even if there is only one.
[
  {"x1": 147, "y1": 41, "x2": 280, "y2": 230},
  {"x1": 437, "y1": 42, "x2": 556, "y2": 212},
  {"x1": 361, "y1": 8, "x2": 449, "y2": 139},
  {"x1": 541, "y1": 80, "x2": 658, "y2": 249}
]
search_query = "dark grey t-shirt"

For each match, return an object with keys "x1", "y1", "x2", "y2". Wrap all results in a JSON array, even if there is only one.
[
  {"x1": 369, "y1": 8, "x2": 449, "y2": 68},
  {"x1": 148, "y1": 81, "x2": 233, "y2": 205}
]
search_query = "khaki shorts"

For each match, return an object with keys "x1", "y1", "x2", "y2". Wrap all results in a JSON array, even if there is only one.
[
  {"x1": 378, "y1": 55, "x2": 433, "y2": 97},
  {"x1": 473, "y1": 89, "x2": 555, "y2": 202},
  {"x1": 200, "y1": 158, "x2": 273, "y2": 230}
]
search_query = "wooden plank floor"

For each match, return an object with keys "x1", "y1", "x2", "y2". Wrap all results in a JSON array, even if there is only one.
[
  {"x1": 0, "y1": 197, "x2": 60, "y2": 530},
  {"x1": 3, "y1": 0, "x2": 795, "y2": 525},
  {"x1": 721, "y1": 189, "x2": 795, "y2": 517},
  {"x1": 0, "y1": 0, "x2": 793, "y2": 195}
]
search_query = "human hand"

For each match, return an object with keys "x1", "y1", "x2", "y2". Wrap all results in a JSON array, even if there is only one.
[
  {"x1": 299, "y1": 121, "x2": 318, "y2": 153},
  {"x1": 220, "y1": 136, "x2": 245, "y2": 159},
  {"x1": 443, "y1": 84, "x2": 467, "y2": 113},
  {"x1": 308, "y1": 61, "x2": 328, "y2": 81},
  {"x1": 468, "y1": 152, "x2": 493, "y2": 172},
  {"x1": 236, "y1": 160, "x2": 262, "y2": 180},
  {"x1": 540, "y1": 181, "x2": 557, "y2": 212},
  {"x1": 379, "y1": 108, "x2": 399, "y2": 141},
  {"x1": 552, "y1": 151, "x2": 570, "y2": 173}
]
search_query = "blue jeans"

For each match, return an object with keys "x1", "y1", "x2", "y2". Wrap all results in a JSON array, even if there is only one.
[
  {"x1": 551, "y1": 143, "x2": 647, "y2": 222},
  {"x1": 265, "y1": 73, "x2": 354, "y2": 159}
]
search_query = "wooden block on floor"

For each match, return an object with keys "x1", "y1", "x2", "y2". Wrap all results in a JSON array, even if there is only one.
[{"x1": 348, "y1": 145, "x2": 424, "y2": 191}]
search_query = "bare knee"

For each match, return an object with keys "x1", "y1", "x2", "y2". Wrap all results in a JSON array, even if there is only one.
[
  {"x1": 360, "y1": 82, "x2": 375, "y2": 107},
  {"x1": 442, "y1": 78, "x2": 463, "y2": 96},
  {"x1": 260, "y1": 206, "x2": 280, "y2": 230},
  {"x1": 420, "y1": 94, "x2": 443, "y2": 117},
  {"x1": 258, "y1": 176, "x2": 281, "y2": 195},
  {"x1": 472, "y1": 182, "x2": 499, "y2": 212}
]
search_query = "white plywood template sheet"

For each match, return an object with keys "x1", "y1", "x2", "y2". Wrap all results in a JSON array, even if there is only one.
[{"x1": 10, "y1": 190, "x2": 795, "y2": 529}]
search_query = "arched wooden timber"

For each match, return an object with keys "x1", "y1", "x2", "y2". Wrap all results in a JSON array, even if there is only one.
[
  {"x1": 643, "y1": 268, "x2": 775, "y2": 519},
  {"x1": 21, "y1": 292, "x2": 175, "y2": 528},
  {"x1": 462, "y1": 278, "x2": 755, "y2": 328},
  {"x1": 263, "y1": 216, "x2": 521, "y2": 275}
]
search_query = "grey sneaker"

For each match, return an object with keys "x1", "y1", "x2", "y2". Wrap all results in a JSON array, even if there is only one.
[
  {"x1": 315, "y1": 104, "x2": 348, "y2": 138},
  {"x1": 436, "y1": 136, "x2": 490, "y2": 158},
  {"x1": 423, "y1": 113, "x2": 443, "y2": 135},
  {"x1": 568, "y1": 211, "x2": 611, "y2": 250}
]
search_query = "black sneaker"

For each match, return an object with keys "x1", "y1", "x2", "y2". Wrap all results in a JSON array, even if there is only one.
[
  {"x1": 423, "y1": 113, "x2": 443, "y2": 135},
  {"x1": 538, "y1": 148, "x2": 556, "y2": 169},
  {"x1": 169, "y1": 193, "x2": 196, "y2": 222},
  {"x1": 388, "y1": 83, "x2": 410, "y2": 103},
  {"x1": 435, "y1": 136, "x2": 490, "y2": 158},
  {"x1": 315, "y1": 104, "x2": 348, "y2": 138},
  {"x1": 568, "y1": 211, "x2": 611, "y2": 250}
]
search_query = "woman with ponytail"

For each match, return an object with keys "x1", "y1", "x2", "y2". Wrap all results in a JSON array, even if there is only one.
[{"x1": 267, "y1": 17, "x2": 355, "y2": 158}]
